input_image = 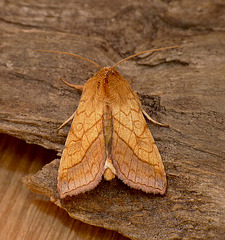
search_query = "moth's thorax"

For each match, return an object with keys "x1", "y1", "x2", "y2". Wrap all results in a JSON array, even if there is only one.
[
  {"x1": 97, "y1": 67, "x2": 121, "y2": 98},
  {"x1": 84, "y1": 67, "x2": 131, "y2": 104}
]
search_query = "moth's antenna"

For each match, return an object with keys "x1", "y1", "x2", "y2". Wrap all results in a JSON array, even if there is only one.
[
  {"x1": 112, "y1": 46, "x2": 179, "y2": 69},
  {"x1": 35, "y1": 50, "x2": 102, "y2": 69}
]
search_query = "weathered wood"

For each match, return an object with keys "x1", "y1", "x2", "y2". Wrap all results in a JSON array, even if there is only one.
[{"x1": 1, "y1": 0, "x2": 225, "y2": 239}]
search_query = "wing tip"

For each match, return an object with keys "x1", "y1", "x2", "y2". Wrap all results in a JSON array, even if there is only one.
[
  {"x1": 58, "y1": 174, "x2": 104, "y2": 198},
  {"x1": 116, "y1": 171, "x2": 167, "y2": 195}
]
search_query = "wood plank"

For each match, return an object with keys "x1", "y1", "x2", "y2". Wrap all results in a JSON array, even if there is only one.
[{"x1": 0, "y1": 134, "x2": 129, "y2": 240}]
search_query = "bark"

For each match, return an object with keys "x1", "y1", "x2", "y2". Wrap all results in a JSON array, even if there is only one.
[{"x1": 1, "y1": 1, "x2": 225, "y2": 239}]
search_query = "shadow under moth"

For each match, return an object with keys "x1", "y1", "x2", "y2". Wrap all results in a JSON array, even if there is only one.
[{"x1": 37, "y1": 46, "x2": 177, "y2": 198}]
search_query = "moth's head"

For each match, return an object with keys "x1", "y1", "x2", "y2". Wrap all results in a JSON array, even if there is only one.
[
  {"x1": 100, "y1": 67, "x2": 120, "y2": 78},
  {"x1": 94, "y1": 67, "x2": 123, "y2": 87}
]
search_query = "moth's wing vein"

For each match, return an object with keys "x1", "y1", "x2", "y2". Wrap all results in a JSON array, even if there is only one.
[
  {"x1": 111, "y1": 91, "x2": 166, "y2": 194},
  {"x1": 58, "y1": 96, "x2": 105, "y2": 197}
]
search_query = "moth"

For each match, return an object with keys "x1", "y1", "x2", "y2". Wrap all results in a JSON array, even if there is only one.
[{"x1": 37, "y1": 46, "x2": 177, "y2": 198}]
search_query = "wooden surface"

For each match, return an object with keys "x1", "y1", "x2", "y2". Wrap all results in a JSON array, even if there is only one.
[
  {"x1": 0, "y1": 134, "x2": 129, "y2": 240},
  {"x1": 0, "y1": 0, "x2": 225, "y2": 239}
]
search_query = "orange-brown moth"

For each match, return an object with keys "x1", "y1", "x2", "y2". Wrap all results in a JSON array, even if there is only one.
[{"x1": 37, "y1": 46, "x2": 177, "y2": 198}]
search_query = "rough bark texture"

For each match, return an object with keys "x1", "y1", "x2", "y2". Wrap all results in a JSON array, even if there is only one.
[{"x1": 1, "y1": 1, "x2": 225, "y2": 240}]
